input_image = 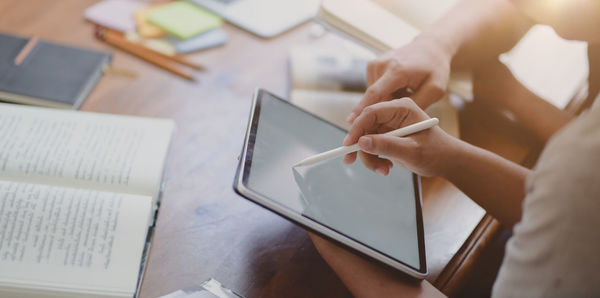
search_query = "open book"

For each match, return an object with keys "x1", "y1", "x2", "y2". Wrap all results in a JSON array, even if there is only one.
[
  {"x1": 0, "y1": 103, "x2": 175, "y2": 298},
  {"x1": 318, "y1": 0, "x2": 589, "y2": 109}
]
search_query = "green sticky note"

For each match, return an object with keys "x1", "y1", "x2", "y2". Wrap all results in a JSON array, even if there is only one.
[{"x1": 148, "y1": 1, "x2": 222, "y2": 40}]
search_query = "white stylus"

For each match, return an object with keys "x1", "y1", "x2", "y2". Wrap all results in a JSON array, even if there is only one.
[{"x1": 294, "y1": 118, "x2": 439, "y2": 167}]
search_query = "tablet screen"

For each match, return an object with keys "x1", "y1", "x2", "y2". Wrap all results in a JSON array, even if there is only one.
[{"x1": 240, "y1": 90, "x2": 424, "y2": 272}]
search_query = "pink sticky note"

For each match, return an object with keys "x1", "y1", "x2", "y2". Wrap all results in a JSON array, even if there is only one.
[{"x1": 84, "y1": 0, "x2": 146, "y2": 33}]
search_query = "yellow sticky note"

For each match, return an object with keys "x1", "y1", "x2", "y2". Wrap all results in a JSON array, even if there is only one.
[
  {"x1": 148, "y1": 1, "x2": 222, "y2": 40},
  {"x1": 125, "y1": 32, "x2": 177, "y2": 56},
  {"x1": 134, "y1": 5, "x2": 167, "y2": 38}
]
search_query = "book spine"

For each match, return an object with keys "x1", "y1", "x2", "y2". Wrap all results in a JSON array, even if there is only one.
[{"x1": 72, "y1": 53, "x2": 112, "y2": 110}]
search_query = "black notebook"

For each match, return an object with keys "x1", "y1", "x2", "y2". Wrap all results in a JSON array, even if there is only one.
[{"x1": 0, "y1": 32, "x2": 111, "y2": 109}]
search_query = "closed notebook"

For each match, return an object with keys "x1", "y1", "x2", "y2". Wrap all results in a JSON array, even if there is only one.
[{"x1": 0, "y1": 33, "x2": 111, "y2": 109}]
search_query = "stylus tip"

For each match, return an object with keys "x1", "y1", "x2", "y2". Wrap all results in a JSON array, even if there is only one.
[{"x1": 293, "y1": 159, "x2": 309, "y2": 168}]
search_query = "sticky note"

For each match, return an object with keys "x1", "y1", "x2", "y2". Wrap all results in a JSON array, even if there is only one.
[
  {"x1": 85, "y1": 0, "x2": 146, "y2": 32},
  {"x1": 125, "y1": 32, "x2": 177, "y2": 56},
  {"x1": 148, "y1": 1, "x2": 222, "y2": 40},
  {"x1": 167, "y1": 28, "x2": 228, "y2": 53},
  {"x1": 134, "y1": 4, "x2": 167, "y2": 38}
]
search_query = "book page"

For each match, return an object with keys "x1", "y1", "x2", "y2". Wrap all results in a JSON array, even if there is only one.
[
  {"x1": 372, "y1": 0, "x2": 459, "y2": 29},
  {"x1": 320, "y1": 0, "x2": 419, "y2": 53},
  {"x1": 0, "y1": 103, "x2": 174, "y2": 202},
  {"x1": 0, "y1": 181, "x2": 151, "y2": 296}
]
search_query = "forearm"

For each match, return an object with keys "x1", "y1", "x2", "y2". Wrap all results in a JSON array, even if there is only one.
[
  {"x1": 419, "y1": 0, "x2": 533, "y2": 71},
  {"x1": 472, "y1": 59, "x2": 573, "y2": 142},
  {"x1": 346, "y1": 99, "x2": 530, "y2": 226},
  {"x1": 441, "y1": 138, "x2": 530, "y2": 226},
  {"x1": 493, "y1": 83, "x2": 572, "y2": 143},
  {"x1": 309, "y1": 233, "x2": 446, "y2": 298}
]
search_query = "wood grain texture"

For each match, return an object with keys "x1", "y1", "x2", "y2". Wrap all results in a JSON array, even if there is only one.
[{"x1": 0, "y1": 1, "x2": 535, "y2": 297}]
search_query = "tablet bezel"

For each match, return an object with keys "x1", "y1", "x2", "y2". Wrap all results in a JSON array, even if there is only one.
[{"x1": 233, "y1": 88, "x2": 427, "y2": 278}]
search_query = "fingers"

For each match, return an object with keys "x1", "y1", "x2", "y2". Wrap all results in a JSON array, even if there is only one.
[
  {"x1": 344, "y1": 99, "x2": 411, "y2": 146},
  {"x1": 366, "y1": 54, "x2": 390, "y2": 86},
  {"x1": 358, "y1": 134, "x2": 417, "y2": 160},
  {"x1": 347, "y1": 69, "x2": 409, "y2": 123},
  {"x1": 410, "y1": 76, "x2": 447, "y2": 109},
  {"x1": 356, "y1": 134, "x2": 418, "y2": 176},
  {"x1": 357, "y1": 150, "x2": 394, "y2": 176},
  {"x1": 366, "y1": 59, "x2": 380, "y2": 86},
  {"x1": 343, "y1": 151, "x2": 357, "y2": 164},
  {"x1": 342, "y1": 148, "x2": 393, "y2": 176},
  {"x1": 342, "y1": 98, "x2": 430, "y2": 175}
]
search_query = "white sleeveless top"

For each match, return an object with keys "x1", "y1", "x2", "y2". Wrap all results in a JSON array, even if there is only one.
[{"x1": 492, "y1": 95, "x2": 600, "y2": 297}]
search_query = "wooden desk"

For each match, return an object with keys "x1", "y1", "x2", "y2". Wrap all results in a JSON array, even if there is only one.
[{"x1": 0, "y1": 1, "x2": 535, "y2": 296}]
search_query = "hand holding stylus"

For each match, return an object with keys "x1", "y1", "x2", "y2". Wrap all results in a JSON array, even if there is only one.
[
  {"x1": 342, "y1": 98, "x2": 458, "y2": 177},
  {"x1": 295, "y1": 117, "x2": 438, "y2": 167}
]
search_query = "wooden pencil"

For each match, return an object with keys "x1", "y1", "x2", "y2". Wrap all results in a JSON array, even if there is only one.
[
  {"x1": 95, "y1": 26, "x2": 195, "y2": 81},
  {"x1": 14, "y1": 36, "x2": 39, "y2": 66},
  {"x1": 169, "y1": 54, "x2": 204, "y2": 70}
]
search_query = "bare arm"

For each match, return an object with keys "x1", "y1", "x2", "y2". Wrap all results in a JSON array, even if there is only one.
[
  {"x1": 311, "y1": 99, "x2": 529, "y2": 297},
  {"x1": 421, "y1": 0, "x2": 574, "y2": 143},
  {"x1": 349, "y1": 0, "x2": 533, "y2": 118},
  {"x1": 308, "y1": 232, "x2": 446, "y2": 298},
  {"x1": 425, "y1": 0, "x2": 533, "y2": 70},
  {"x1": 440, "y1": 136, "x2": 529, "y2": 226},
  {"x1": 344, "y1": 98, "x2": 529, "y2": 226},
  {"x1": 472, "y1": 60, "x2": 573, "y2": 143}
]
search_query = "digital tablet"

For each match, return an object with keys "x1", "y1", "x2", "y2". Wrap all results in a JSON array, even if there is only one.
[{"x1": 233, "y1": 89, "x2": 427, "y2": 278}]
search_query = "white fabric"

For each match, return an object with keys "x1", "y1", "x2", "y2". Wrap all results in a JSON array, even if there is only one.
[{"x1": 492, "y1": 100, "x2": 600, "y2": 297}]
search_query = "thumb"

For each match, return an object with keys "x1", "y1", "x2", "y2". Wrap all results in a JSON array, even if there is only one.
[{"x1": 358, "y1": 134, "x2": 416, "y2": 160}]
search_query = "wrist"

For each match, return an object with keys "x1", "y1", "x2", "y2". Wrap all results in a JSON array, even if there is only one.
[
  {"x1": 435, "y1": 135, "x2": 471, "y2": 179},
  {"x1": 416, "y1": 30, "x2": 459, "y2": 62}
]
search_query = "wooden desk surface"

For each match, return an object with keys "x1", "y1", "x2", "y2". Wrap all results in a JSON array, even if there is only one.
[{"x1": 0, "y1": 1, "x2": 534, "y2": 297}]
